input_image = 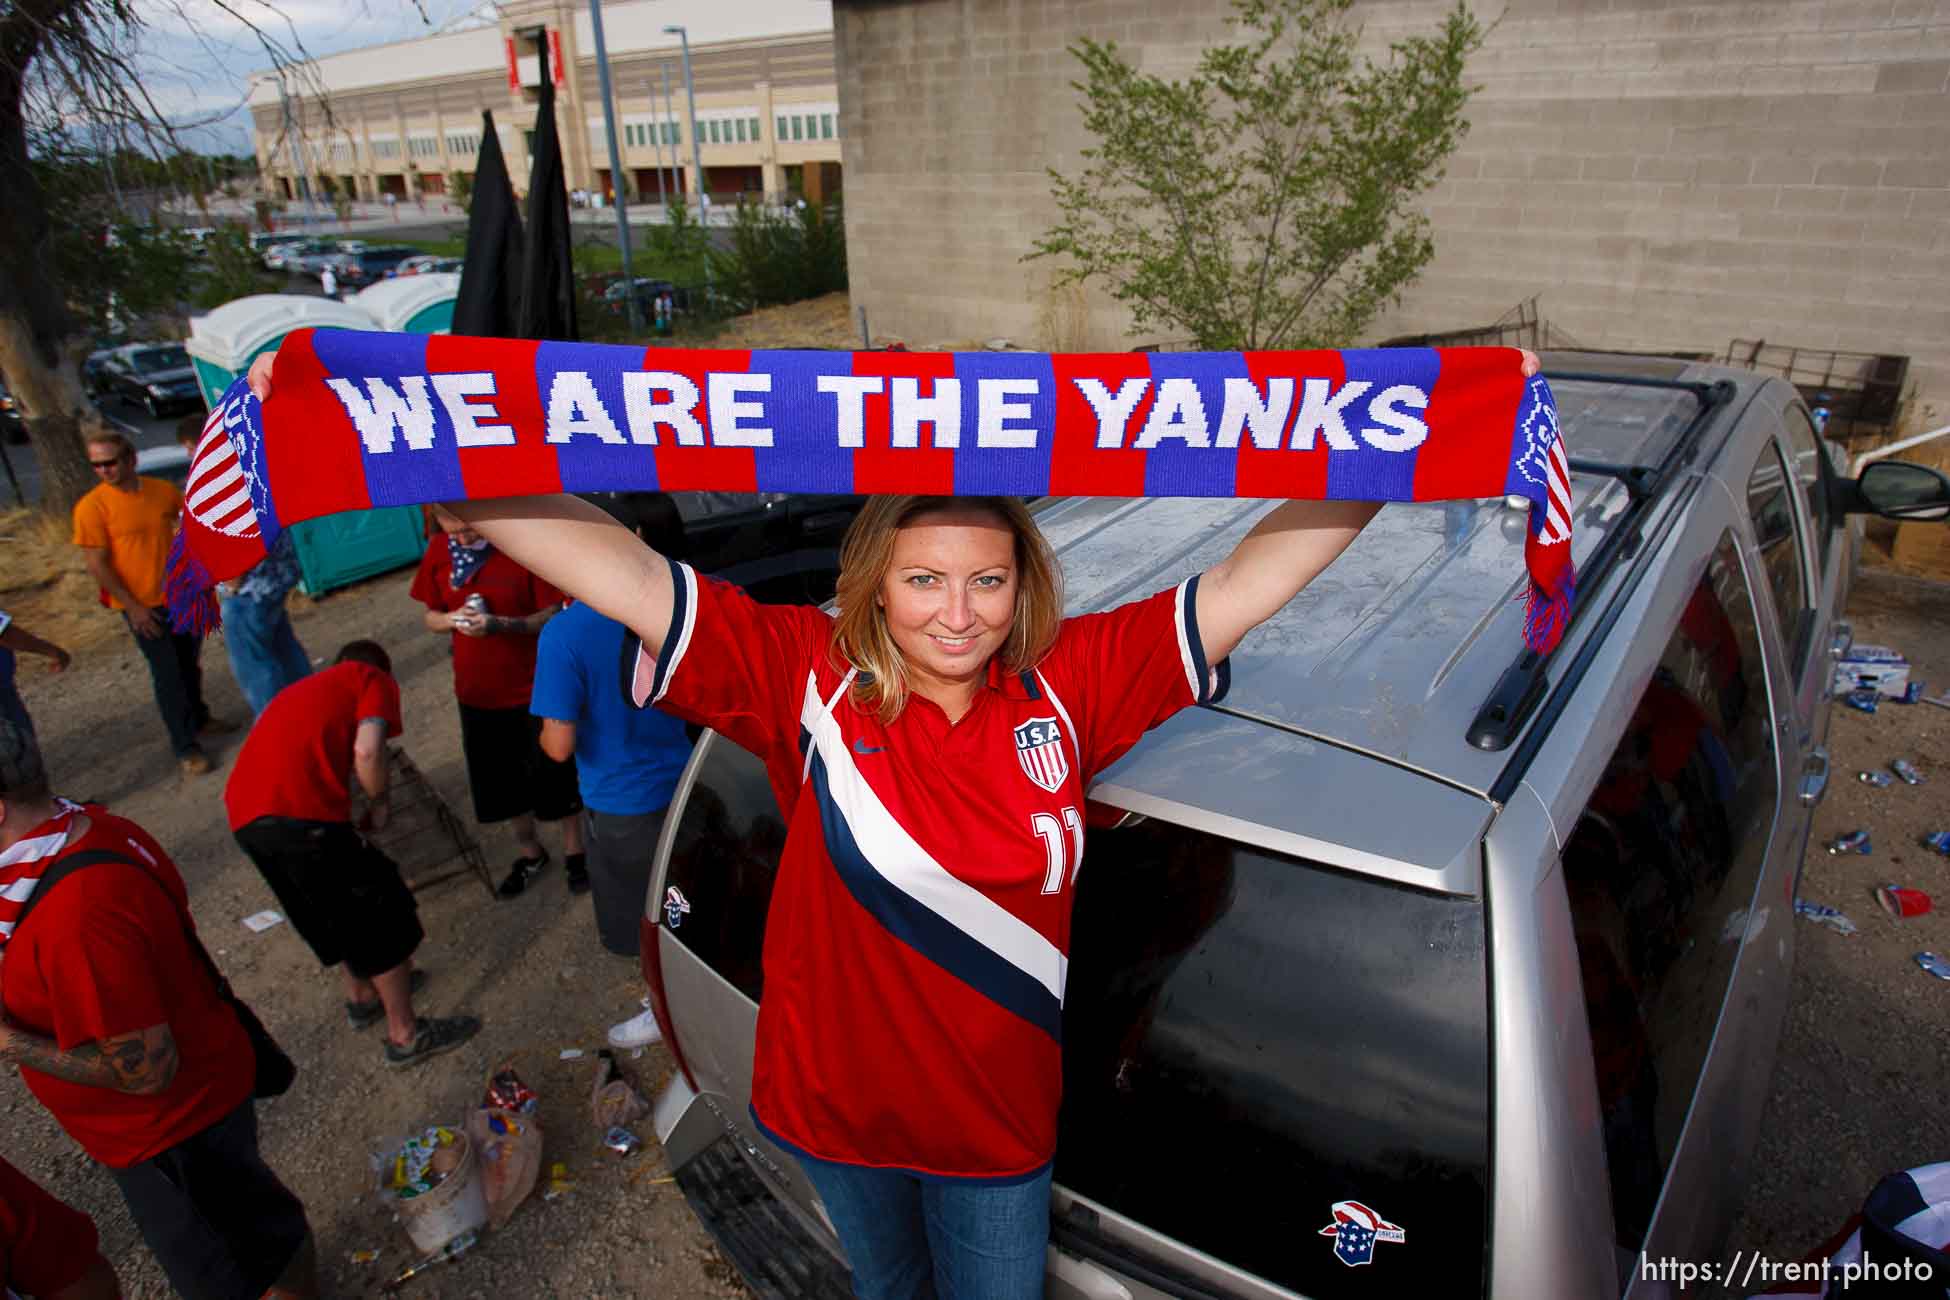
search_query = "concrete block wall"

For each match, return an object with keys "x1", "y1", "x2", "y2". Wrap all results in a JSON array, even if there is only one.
[{"x1": 835, "y1": 0, "x2": 1950, "y2": 418}]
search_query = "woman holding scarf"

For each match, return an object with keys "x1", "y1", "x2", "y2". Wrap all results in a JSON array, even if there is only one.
[{"x1": 248, "y1": 347, "x2": 1541, "y2": 1299}]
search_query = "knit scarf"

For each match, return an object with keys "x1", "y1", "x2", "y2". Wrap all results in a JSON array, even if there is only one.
[
  {"x1": 0, "y1": 799, "x2": 85, "y2": 948},
  {"x1": 168, "y1": 329, "x2": 1575, "y2": 651}
]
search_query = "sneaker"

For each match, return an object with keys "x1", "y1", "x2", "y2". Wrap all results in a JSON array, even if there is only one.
[
  {"x1": 197, "y1": 715, "x2": 241, "y2": 736},
  {"x1": 384, "y1": 1015, "x2": 482, "y2": 1069},
  {"x1": 607, "y1": 1005, "x2": 664, "y2": 1050},
  {"x1": 179, "y1": 748, "x2": 213, "y2": 776},
  {"x1": 565, "y1": 856, "x2": 591, "y2": 895},
  {"x1": 345, "y1": 969, "x2": 430, "y2": 1030},
  {"x1": 495, "y1": 851, "x2": 550, "y2": 899}
]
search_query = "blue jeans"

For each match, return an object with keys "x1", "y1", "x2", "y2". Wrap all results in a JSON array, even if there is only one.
[
  {"x1": 219, "y1": 593, "x2": 312, "y2": 717},
  {"x1": 127, "y1": 608, "x2": 207, "y2": 757},
  {"x1": 793, "y1": 1153, "x2": 1051, "y2": 1300}
]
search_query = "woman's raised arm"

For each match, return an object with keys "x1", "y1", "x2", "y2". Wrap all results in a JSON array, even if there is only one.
[{"x1": 246, "y1": 354, "x2": 678, "y2": 656}]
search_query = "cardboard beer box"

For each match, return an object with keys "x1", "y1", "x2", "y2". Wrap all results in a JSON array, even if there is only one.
[{"x1": 1832, "y1": 644, "x2": 1911, "y2": 699}]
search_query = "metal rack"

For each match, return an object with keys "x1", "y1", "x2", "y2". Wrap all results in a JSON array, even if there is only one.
[{"x1": 351, "y1": 747, "x2": 492, "y2": 898}]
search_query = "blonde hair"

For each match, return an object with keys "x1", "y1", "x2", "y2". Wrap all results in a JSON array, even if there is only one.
[{"x1": 830, "y1": 496, "x2": 1064, "y2": 723}]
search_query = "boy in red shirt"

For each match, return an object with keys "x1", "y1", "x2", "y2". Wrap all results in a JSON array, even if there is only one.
[
  {"x1": 410, "y1": 506, "x2": 584, "y2": 898},
  {"x1": 0, "y1": 1155, "x2": 119, "y2": 1299},
  {"x1": 0, "y1": 719, "x2": 317, "y2": 1300},
  {"x1": 224, "y1": 641, "x2": 480, "y2": 1068}
]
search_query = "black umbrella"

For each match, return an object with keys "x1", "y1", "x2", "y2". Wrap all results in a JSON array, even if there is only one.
[
  {"x1": 517, "y1": 80, "x2": 579, "y2": 342},
  {"x1": 450, "y1": 110, "x2": 525, "y2": 337}
]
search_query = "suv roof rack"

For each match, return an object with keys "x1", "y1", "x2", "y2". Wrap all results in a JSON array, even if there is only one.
[{"x1": 1467, "y1": 374, "x2": 1737, "y2": 757}]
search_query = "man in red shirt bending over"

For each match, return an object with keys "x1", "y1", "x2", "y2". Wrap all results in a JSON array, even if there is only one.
[
  {"x1": 225, "y1": 641, "x2": 480, "y2": 1068},
  {"x1": 412, "y1": 506, "x2": 584, "y2": 898},
  {"x1": 0, "y1": 719, "x2": 317, "y2": 1300}
]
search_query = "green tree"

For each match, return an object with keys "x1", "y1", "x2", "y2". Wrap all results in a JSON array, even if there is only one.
[
  {"x1": 448, "y1": 171, "x2": 473, "y2": 214},
  {"x1": 191, "y1": 228, "x2": 278, "y2": 310},
  {"x1": 1031, "y1": 0, "x2": 1485, "y2": 351}
]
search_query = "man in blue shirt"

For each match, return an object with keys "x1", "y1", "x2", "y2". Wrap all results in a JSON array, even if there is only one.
[
  {"x1": 531, "y1": 599, "x2": 692, "y2": 1048},
  {"x1": 0, "y1": 609, "x2": 71, "y2": 737}
]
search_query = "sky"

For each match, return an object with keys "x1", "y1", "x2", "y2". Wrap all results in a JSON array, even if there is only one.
[{"x1": 129, "y1": 0, "x2": 494, "y2": 155}]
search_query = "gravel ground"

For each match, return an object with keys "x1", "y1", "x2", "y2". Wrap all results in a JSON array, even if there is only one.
[
  {"x1": 3, "y1": 566, "x2": 750, "y2": 1300},
  {"x1": 9, "y1": 555, "x2": 1950, "y2": 1299}
]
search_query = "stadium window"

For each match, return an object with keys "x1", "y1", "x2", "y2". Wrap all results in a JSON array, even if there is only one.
[
  {"x1": 709, "y1": 120, "x2": 720, "y2": 144},
  {"x1": 749, "y1": 116, "x2": 760, "y2": 141},
  {"x1": 777, "y1": 115, "x2": 787, "y2": 139},
  {"x1": 791, "y1": 115, "x2": 804, "y2": 141},
  {"x1": 735, "y1": 118, "x2": 746, "y2": 142},
  {"x1": 822, "y1": 114, "x2": 834, "y2": 139}
]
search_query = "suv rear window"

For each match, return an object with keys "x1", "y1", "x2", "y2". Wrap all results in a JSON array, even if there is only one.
[
  {"x1": 1058, "y1": 818, "x2": 1489, "y2": 1299},
  {"x1": 662, "y1": 753, "x2": 1491, "y2": 1298}
]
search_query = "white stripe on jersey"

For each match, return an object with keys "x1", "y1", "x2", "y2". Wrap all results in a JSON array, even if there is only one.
[
  {"x1": 1172, "y1": 578, "x2": 1200, "y2": 703},
  {"x1": 798, "y1": 676, "x2": 1069, "y2": 1004},
  {"x1": 633, "y1": 561, "x2": 700, "y2": 708}
]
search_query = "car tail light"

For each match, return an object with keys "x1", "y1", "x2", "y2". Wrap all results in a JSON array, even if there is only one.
[{"x1": 640, "y1": 915, "x2": 699, "y2": 1092}]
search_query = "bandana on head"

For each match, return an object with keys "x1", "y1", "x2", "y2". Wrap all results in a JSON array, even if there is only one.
[
  {"x1": 167, "y1": 329, "x2": 1575, "y2": 651},
  {"x1": 448, "y1": 536, "x2": 491, "y2": 588}
]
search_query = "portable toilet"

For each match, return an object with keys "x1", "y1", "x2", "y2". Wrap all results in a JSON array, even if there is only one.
[
  {"x1": 184, "y1": 294, "x2": 428, "y2": 597},
  {"x1": 350, "y1": 271, "x2": 460, "y2": 334}
]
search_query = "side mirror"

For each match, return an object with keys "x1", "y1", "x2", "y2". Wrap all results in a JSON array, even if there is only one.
[{"x1": 1851, "y1": 460, "x2": 1950, "y2": 522}]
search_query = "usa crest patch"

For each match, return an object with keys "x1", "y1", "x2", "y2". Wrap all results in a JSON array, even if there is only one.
[
  {"x1": 1318, "y1": 1200, "x2": 1405, "y2": 1267},
  {"x1": 1013, "y1": 716, "x2": 1068, "y2": 793}
]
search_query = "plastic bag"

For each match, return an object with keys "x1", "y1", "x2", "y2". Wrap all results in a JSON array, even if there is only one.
[
  {"x1": 590, "y1": 1049, "x2": 650, "y2": 1131},
  {"x1": 462, "y1": 1106, "x2": 542, "y2": 1230}
]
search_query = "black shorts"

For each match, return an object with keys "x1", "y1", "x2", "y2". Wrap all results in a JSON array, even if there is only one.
[
  {"x1": 108, "y1": 1099, "x2": 311, "y2": 1300},
  {"x1": 456, "y1": 703, "x2": 582, "y2": 825},
  {"x1": 233, "y1": 817, "x2": 423, "y2": 979}
]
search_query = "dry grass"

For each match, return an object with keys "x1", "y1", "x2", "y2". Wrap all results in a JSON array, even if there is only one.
[{"x1": 0, "y1": 507, "x2": 127, "y2": 654}]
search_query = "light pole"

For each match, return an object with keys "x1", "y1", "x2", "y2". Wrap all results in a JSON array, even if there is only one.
[
  {"x1": 587, "y1": 0, "x2": 641, "y2": 330},
  {"x1": 662, "y1": 24, "x2": 713, "y2": 296},
  {"x1": 663, "y1": 25, "x2": 709, "y2": 222}
]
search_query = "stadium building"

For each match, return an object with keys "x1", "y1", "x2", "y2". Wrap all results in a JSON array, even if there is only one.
[{"x1": 249, "y1": 0, "x2": 842, "y2": 208}]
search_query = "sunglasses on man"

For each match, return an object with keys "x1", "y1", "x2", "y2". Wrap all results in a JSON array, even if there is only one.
[{"x1": 90, "y1": 455, "x2": 128, "y2": 469}]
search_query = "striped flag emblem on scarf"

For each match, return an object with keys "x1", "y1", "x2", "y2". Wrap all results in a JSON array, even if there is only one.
[
  {"x1": 1014, "y1": 717, "x2": 1068, "y2": 794},
  {"x1": 184, "y1": 406, "x2": 262, "y2": 539}
]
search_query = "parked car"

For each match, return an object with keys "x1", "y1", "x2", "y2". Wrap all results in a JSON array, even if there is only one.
[
  {"x1": 0, "y1": 379, "x2": 23, "y2": 444},
  {"x1": 390, "y1": 253, "x2": 461, "y2": 277},
  {"x1": 134, "y1": 442, "x2": 191, "y2": 486},
  {"x1": 251, "y1": 232, "x2": 309, "y2": 265},
  {"x1": 638, "y1": 353, "x2": 1950, "y2": 1299},
  {"x1": 91, "y1": 343, "x2": 204, "y2": 419},
  {"x1": 326, "y1": 245, "x2": 420, "y2": 288},
  {"x1": 264, "y1": 238, "x2": 337, "y2": 273}
]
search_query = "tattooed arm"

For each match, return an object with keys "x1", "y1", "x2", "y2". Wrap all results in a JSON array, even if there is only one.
[{"x1": 0, "y1": 1019, "x2": 179, "y2": 1095}]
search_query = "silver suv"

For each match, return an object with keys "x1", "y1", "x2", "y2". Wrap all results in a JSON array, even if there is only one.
[{"x1": 640, "y1": 353, "x2": 1949, "y2": 1299}]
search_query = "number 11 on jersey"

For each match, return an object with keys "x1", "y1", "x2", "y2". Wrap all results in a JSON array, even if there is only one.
[{"x1": 1032, "y1": 806, "x2": 1085, "y2": 894}]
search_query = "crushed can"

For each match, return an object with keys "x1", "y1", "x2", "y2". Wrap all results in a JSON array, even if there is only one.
[
  {"x1": 1914, "y1": 952, "x2": 1950, "y2": 982},
  {"x1": 1844, "y1": 689, "x2": 1880, "y2": 714},
  {"x1": 1793, "y1": 899, "x2": 1859, "y2": 936},
  {"x1": 1925, "y1": 832, "x2": 1950, "y2": 857},
  {"x1": 485, "y1": 1067, "x2": 539, "y2": 1114},
  {"x1": 1892, "y1": 758, "x2": 1925, "y2": 786},
  {"x1": 1860, "y1": 770, "x2": 1895, "y2": 787},
  {"x1": 1827, "y1": 829, "x2": 1872, "y2": 856}
]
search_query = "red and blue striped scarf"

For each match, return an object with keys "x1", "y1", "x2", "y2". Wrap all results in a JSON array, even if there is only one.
[{"x1": 170, "y1": 329, "x2": 1575, "y2": 650}]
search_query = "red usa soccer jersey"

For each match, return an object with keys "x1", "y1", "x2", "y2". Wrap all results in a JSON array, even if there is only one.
[{"x1": 632, "y1": 560, "x2": 1228, "y2": 1178}]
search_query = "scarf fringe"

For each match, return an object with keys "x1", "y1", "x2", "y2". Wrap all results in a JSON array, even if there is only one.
[
  {"x1": 1522, "y1": 576, "x2": 1574, "y2": 655},
  {"x1": 165, "y1": 530, "x2": 223, "y2": 636}
]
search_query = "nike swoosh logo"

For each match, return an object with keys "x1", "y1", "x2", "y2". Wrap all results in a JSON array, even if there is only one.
[{"x1": 852, "y1": 738, "x2": 886, "y2": 755}]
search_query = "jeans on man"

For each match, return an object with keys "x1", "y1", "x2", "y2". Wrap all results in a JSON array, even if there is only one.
[
  {"x1": 127, "y1": 607, "x2": 207, "y2": 756},
  {"x1": 792, "y1": 1152, "x2": 1052, "y2": 1300},
  {"x1": 584, "y1": 806, "x2": 669, "y2": 956},
  {"x1": 218, "y1": 592, "x2": 312, "y2": 716}
]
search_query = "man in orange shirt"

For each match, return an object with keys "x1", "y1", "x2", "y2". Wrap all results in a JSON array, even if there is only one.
[{"x1": 70, "y1": 432, "x2": 234, "y2": 775}]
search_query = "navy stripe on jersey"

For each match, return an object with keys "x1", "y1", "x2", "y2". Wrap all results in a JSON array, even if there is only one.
[
  {"x1": 631, "y1": 558, "x2": 697, "y2": 709},
  {"x1": 1175, "y1": 574, "x2": 1231, "y2": 705},
  {"x1": 808, "y1": 747, "x2": 1064, "y2": 1040}
]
